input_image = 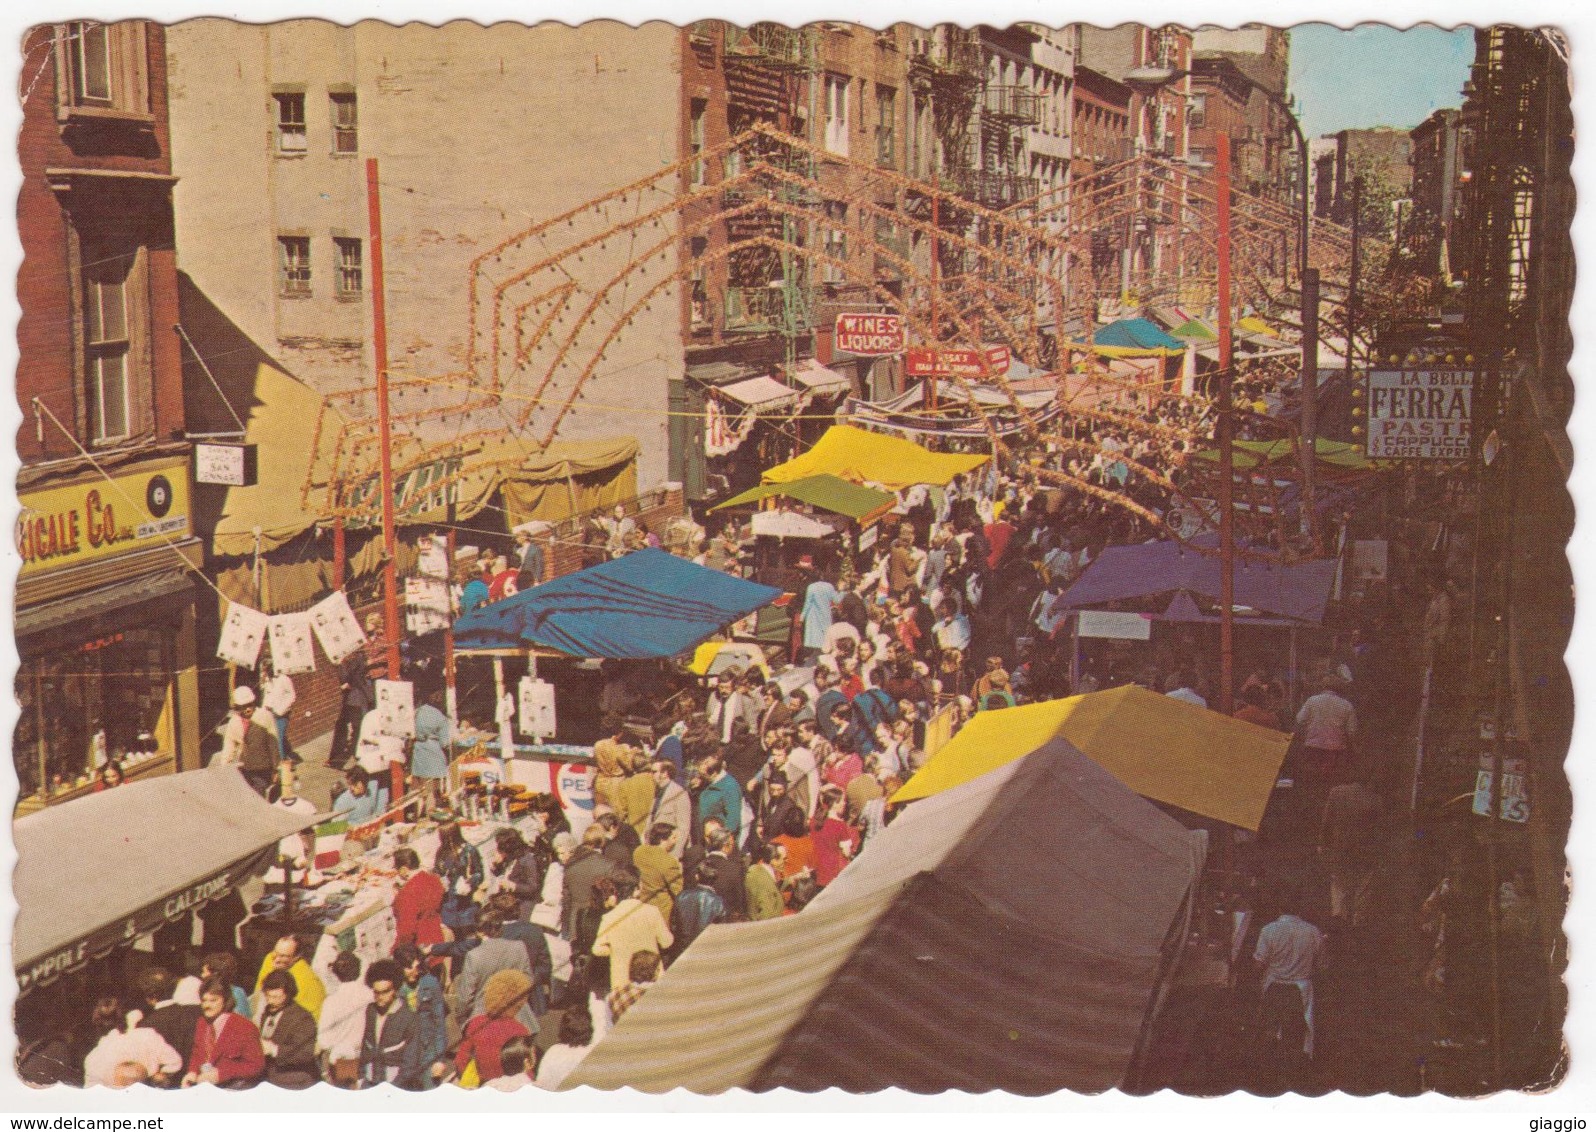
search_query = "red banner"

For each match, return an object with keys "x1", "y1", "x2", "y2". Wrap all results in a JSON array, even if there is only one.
[
  {"x1": 834, "y1": 313, "x2": 905, "y2": 356},
  {"x1": 985, "y1": 345, "x2": 1011, "y2": 375}
]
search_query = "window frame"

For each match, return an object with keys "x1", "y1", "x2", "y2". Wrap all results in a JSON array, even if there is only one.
[
  {"x1": 330, "y1": 91, "x2": 359, "y2": 154},
  {"x1": 275, "y1": 92, "x2": 308, "y2": 156},
  {"x1": 54, "y1": 21, "x2": 152, "y2": 123},
  {"x1": 823, "y1": 74, "x2": 850, "y2": 157},
  {"x1": 689, "y1": 99, "x2": 708, "y2": 186},
  {"x1": 333, "y1": 236, "x2": 364, "y2": 298},
  {"x1": 81, "y1": 252, "x2": 134, "y2": 445},
  {"x1": 278, "y1": 235, "x2": 312, "y2": 298}
]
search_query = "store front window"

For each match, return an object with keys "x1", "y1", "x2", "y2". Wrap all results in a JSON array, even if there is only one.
[{"x1": 16, "y1": 624, "x2": 175, "y2": 802}]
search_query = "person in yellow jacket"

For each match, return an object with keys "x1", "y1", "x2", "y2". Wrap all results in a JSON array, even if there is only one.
[
  {"x1": 252, "y1": 935, "x2": 326, "y2": 1022},
  {"x1": 631, "y1": 824, "x2": 683, "y2": 921}
]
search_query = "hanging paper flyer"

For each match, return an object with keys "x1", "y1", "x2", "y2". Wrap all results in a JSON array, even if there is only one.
[
  {"x1": 217, "y1": 601, "x2": 269, "y2": 669},
  {"x1": 308, "y1": 589, "x2": 366, "y2": 665},
  {"x1": 375, "y1": 679, "x2": 416, "y2": 739},
  {"x1": 268, "y1": 613, "x2": 317, "y2": 674}
]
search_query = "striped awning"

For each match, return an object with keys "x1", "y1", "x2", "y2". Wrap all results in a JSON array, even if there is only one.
[{"x1": 563, "y1": 886, "x2": 899, "y2": 1093}]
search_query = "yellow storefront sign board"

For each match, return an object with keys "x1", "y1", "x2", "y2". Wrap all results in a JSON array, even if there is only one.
[{"x1": 17, "y1": 458, "x2": 191, "y2": 578}]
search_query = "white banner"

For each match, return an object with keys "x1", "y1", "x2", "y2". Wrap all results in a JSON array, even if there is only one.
[
  {"x1": 1077, "y1": 610, "x2": 1153, "y2": 640},
  {"x1": 217, "y1": 601, "x2": 269, "y2": 669},
  {"x1": 268, "y1": 613, "x2": 317, "y2": 675},
  {"x1": 308, "y1": 590, "x2": 366, "y2": 665}
]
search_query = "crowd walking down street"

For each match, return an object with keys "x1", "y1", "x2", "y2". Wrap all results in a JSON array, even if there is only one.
[{"x1": 11, "y1": 16, "x2": 1572, "y2": 1103}]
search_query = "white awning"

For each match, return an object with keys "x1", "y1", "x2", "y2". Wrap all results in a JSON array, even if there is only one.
[
  {"x1": 718, "y1": 375, "x2": 803, "y2": 413},
  {"x1": 788, "y1": 357, "x2": 851, "y2": 396},
  {"x1": 15, "y1": 765, "x2": 321, "y2": 990}
]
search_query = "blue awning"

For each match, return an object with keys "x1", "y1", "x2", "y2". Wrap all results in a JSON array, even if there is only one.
[
  {"x1": 452, "y1": 547, "x2": 783, "y2": 659},
  {"x1": 1057, "y1": 540, "x2": 1337, "y2": 625}
]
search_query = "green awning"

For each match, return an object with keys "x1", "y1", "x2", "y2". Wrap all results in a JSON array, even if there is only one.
[
  {"x1": 1170, "y1": 318, "x2": 1216, "y2": 341},
  {"x1": 1193, "y1": 437, "x2": 1375, "y2": 471},
  {"x1": 711, "y1": 474, "x2": 898, "y2": 522}
]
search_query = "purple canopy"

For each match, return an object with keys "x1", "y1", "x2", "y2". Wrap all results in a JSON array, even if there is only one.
[{"x1": 1057, "y1": 541, "x2": 1337, "y2": 625}]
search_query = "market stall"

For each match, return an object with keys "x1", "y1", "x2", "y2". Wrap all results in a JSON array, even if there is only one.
[
  {"x1": 566, "y1": 739, "x2": 1205, "y2": 1094},
  {"x1": 13, "y1": 764, "x2": 321, "y2": 997},
  {"x1": 759, "y1": 424, "x2": 988, "y2": 490},
  {"x1": 711, "y1": 473, "x2": 898, "y2": 584},
  {"x1": 892, "y1": 684, "x2": 1290, "y2": 832}
]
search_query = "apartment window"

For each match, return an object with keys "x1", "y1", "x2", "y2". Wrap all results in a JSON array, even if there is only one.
[
  {"x1": 278, "y1": 236, "x2": 311, "y2": 296},
  {"x1": 330, "y1": 92, "x2": 358, "y2": 153},
  {"x1": 689, "y1": 236, "x2": 709, "y2": 327},
  {"x1": 689, "y1": 99, "x2": 707, "y2": 185},
  {"x1": 875, "y1": 84, "x2": 896, "y2": 167},
  {"x1": 55, "y1": 21, "x2": 150, "y2": 120},
  {"x1": 70, "y1": 22, "x2": 111, "y2": 102},
  {"x1": 823, "y1": 75, "x2": 850, "y2": 156},
  {"x1": 83, "y1": 258, "x2": 131, "y2": 442},
  {"x1": 822, "y1": 201, "x2": 848, "y2": 282},
  {"x1": 1189, "y1": 94, "x2": 1206, "y2": 130},
  {"x1": 275, "y1": 93, "x2": 307, "y2": 154},
  {"x1": 334, "y1": 237, "x2": 363, "y2": 296}
]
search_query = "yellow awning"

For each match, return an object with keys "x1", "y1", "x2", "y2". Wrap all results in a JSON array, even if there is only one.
[
  {"x1": 212, "y1": 361, "x2": 345, "y2": 557},
  {"x1": 761, "y1": 424, "x2": 988, "y2": 490},
  {"x1": 892, "y1": 685, "x2": 1289, "y2": 831}
]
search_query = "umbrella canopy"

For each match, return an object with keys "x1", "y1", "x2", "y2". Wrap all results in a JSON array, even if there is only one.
[
  {"x1": 565, "y1": 739, "x2": 1204, "y2": 1094},
  {"x1": 1078, "y1": 317, "x2": 1188, "y2": 357},
  {"x1": 892, "y1": 685, "x2": 1290, "y2": 830},
  {"x1": 711, "y1": 473, "x2": 897, "y2": 522},
  {"x1": 760, "y1": 425, "x2": 988, "y2": 490},
  {"x1": 15, "y1": 766, "x2": 321, "y2": 992},
  {"x1": 1056, "y1": 539, "x2": 1338, "y2": 625},
  {"x1": 1170, "y1": 318, "x2": 1217, "y2": 341},
  {"x1": 451, "y1": 548, "x2": 781, "y2": 659}
]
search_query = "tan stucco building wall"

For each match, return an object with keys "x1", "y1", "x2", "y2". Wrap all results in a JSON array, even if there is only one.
[{"x1": 167, "y1": 19, "x2": 684, "y2": 487}]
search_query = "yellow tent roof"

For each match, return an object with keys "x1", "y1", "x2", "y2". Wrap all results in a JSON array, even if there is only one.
[
  {"x1": 761, "y1": 424, "x2": 988, "y2": 490},
  {"x1": 892, "y1": 684, "x2": 1289, "y2": 831},
  {"x1": 1237, "y1": 316, "x2": 1275, "y2": 336}
]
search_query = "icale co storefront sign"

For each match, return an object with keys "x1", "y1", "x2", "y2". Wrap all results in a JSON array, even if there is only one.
[{"x1": 16, "y1": 458, "x2": 191, "y2": 578}]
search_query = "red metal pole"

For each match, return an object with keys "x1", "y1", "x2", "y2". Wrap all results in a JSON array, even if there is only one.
[
  {"x1": 332, "y1": 514, "x2": 346, "y2": 591},
  {"x1": 928, "y1": 193, "x2": 939, "y2": 412},
  {"x1": 367, "y1": 158, "x2": 406, "y2": 811},
  {"x1": 1216, "y1": 133, "x2": 1235, "y2": 716}
]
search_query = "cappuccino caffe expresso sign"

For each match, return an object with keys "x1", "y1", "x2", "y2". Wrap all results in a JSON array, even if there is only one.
[{"x1": 1365, "y1": 369, "x2": 1474, "y2": 460}]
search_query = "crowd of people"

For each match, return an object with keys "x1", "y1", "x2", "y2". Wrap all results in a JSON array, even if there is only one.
[{"x1": 34, "y1": 354, "x2": 1505, "y2": 1094}]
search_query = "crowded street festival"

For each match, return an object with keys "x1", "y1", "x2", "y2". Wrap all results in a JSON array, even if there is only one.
[{"x1": 10, "y1": 16, "x2": 1574, "y2": 1107}]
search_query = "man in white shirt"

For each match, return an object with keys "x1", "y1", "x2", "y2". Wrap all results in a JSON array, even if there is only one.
[
  {"x1": 1254, "y1": 890, "x2": 1327, "y2": 1058},
  {"x1": 1295, "y1": 676, "x2": 1359, "y2": 784},
  {"x1": 316, "y1": 951, "x2": 371, "y2": 1087},
  {"x1": 931, "y1": 600, "x2": 971, "y2": 653},
  {"x1": 262, "y1": 670, "x2": 297, "y2": 760}
]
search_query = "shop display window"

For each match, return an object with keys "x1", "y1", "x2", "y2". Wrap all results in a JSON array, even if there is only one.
[{"x1": 15, "y1": 625, "x2": 174, "y2": 801}]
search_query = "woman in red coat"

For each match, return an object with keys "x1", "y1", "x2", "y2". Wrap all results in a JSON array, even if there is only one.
[
  {"x1": 391, "y1": 846, "x2": 446, "y2": 952},
  {"x1": 808, "y1": 786, "x2": 861, "y2": 888},
  {"x1": 182, "y1": 979, "x2": 264, "y2": 1089}
]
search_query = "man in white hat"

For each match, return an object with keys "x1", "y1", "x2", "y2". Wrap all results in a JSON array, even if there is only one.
[
  {"x1": 214, "y1": 685, "x2": 257, "y2": 767},
  {"x1": 217, "y1": 685, "x2": 281, "y2": 796}
]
